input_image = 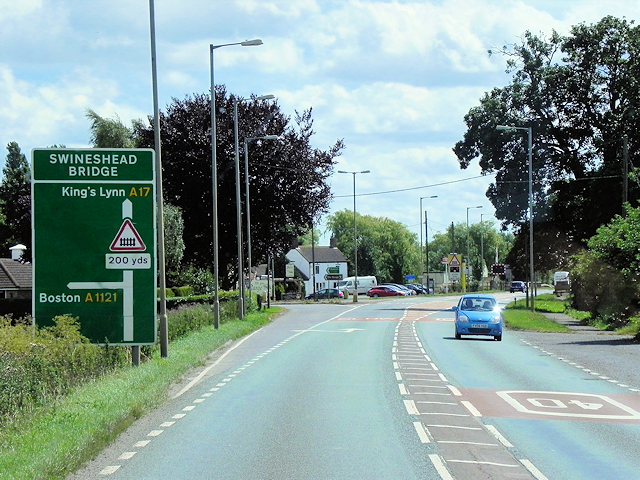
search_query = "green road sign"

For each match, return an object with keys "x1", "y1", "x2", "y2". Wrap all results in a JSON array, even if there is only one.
[{"x1": 32, "y1": 148, "x2": 157, "y2": 345}]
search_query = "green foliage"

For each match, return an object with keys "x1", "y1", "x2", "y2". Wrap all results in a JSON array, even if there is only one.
[
  {"x1": 568, "y1": 250, "x2": 639, "y2": 321},
  {"x1": 502, "y1": 308, "x2": 571, "y2": 333},
  {"x1": 327, "y1": 210, "x2": 419, "y2": 283},
  {"x1": 587, "y1": 204, "x2": 640, "y2": 274},
  {"x1": 0, "y1": 142, "x2": 31, "y2": 256},
  {"x1": 85, "y1": 109, "x2": 137, "y2": 148},
  {"x1": 169, "y1": 264, "x2": 215, "y2": 294},
  {"x1": 172, "y1": 285, "x2": 194, "y2": 297},
  {"x1": 163, "y1": 203, "x2": 186, "y2": 272},
  {"x1": 454, "y1": 16, "x2": 640, "y2": 275},
  {"x1": 0, "y1": 315, "x2": 129, "y2": 427},
  {"x1": 134, "y1": 91, "x2": 344, "y2": 290}
]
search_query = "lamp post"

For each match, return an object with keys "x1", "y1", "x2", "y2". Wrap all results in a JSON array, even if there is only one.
[
  {"x1": 338, "y1": 170, "x2": 370, "y2": 302},
  {"x1": 466, "y1": 205, "x2": 482, "y2": 291},
  {"x1": 497, "y1": 124, "x2": 534, "y2": 310},
  {"x1": 243, "y1": 127, "x2": 278, "y2": 307},
  {"x1": 419, "y1": 196, "x2": 437, "y2": 281},
  {"x1": 480, "y1": 213, "x2": 490, "y2": 282},
  {"x1": 210, "y1": 38, "x2": 262, "y2": 327}
]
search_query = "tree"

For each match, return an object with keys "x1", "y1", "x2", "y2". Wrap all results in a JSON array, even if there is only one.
[
  {"x1": 0, "y1": 142, "x2": 31, "y2": 259},
  {"x1": 453, "y1": 16, "x2": 640, "y2": 275},
  {"x1": 134, "y1": 89, "x2": 344, "y2": 289},
  {"x1": 85, "y1": 109, "x2": 139, "y2": 148},
  {"x1": 163, "y1": 204, "x2": 185, "y2": 273},
  {"x1": 327, "y1": 210, "x2": 420, "y2": 283}
]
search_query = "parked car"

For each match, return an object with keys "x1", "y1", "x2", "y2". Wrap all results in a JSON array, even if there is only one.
[
  {"x1": 382, "y1": 283, "x2": 415, "y2": 295},
  {"x1": 305, "y1": 288, "x2": 344, "y2": 300},
  {"x1": 510, "y1": 281, "x2": 527, "y2": 293},
  {"x1": 404, "y1": 284, "x2": 426, "y2": 294},
  {"x1": 366, "y1": 285, "x2": 407, "y2": 297},
  {"x1": 452, "y1": 294, "x2": 503, "y2": 341}
]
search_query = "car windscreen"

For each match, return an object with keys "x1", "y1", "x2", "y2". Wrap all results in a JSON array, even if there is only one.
[{"x1": 461, "y1": 298, "x2": 496, "y2": 311}]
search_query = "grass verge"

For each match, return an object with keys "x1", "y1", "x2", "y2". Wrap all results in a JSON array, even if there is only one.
[
  {"x1": 0, "y1": 307, "x2": 281, "y2": 480},
  {"x1": 503, "y1": 294, "x2": 572, "y2": 333}
]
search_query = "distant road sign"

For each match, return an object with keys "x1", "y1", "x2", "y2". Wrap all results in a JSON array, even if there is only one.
[
  {"x1": 325, "y1": 274, "x2": 343, "y2": 280},
  {"x1": 32, "y1": 148, "x2": 157, "y2": 345}
]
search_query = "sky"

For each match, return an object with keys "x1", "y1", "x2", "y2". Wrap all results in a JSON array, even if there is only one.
[{"x1": 2, "y1": 0, "x2": 640, "y2": 249}]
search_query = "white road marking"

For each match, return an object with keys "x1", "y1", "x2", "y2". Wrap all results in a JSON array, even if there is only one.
[
  {"x1": 446, "y1": 385, "x2": 462, "y2": 396},
  {"x1": 134, "y1": 440, "x2": 150, "y2": 447},
  {"x1": 147, "y1": 430, "x2": 163, "y2": 437},
  {"x1": 404, "y1": 399, "x2": 420, "y2": 415},
  {"x1": 118, "y1": 452, "x2": 136, "y2": 460},
  {"x1": 461, "y1": 400, "x2": 482, "y2": 417},
  {"x1": 399, "y1": 384, "x2": 409, "y2": 395},
  {"x1": 413, "y1": 421, "x2": 431, "y2": 443},
  {"x1": 521, "y1": 459, "x2": 550, "y2": 480},
  {"x1": 485, "y1": 425, "x2": 513, "y2": 448},
  {"x1": 448, "y1": 460, "x2": 520, "y2": 468},
  {"x1": 100, "y1": 466, "x2": 121, "y2": 475},
  {"x1": 428, "y1": 454, "x2": 454, "y2": 480}
]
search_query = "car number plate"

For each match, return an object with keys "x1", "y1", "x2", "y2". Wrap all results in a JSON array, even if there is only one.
[{"x1": 472, "y1": 324, "x2": 486, "y2": 328}]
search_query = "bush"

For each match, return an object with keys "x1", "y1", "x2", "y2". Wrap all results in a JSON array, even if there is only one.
[
  {"x1": 569, "y1": 250, "x2": 639, "y2": 326},
  {"x1": 172, "y1": 285, "x2": 194, "y2": 297},
  {"x1": 0, "y1": 315, "x2": 129, "y2": 427}
]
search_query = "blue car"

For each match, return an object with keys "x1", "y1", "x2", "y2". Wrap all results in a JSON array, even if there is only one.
[{"x1": 452, "y1": 294, "x2": 503, "y2": 341}]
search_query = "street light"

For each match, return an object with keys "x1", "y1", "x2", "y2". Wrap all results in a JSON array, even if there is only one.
[
  {"x1": 338, "y1": 169, "x2": 370, "y2": 302},
  {"x1": 497, "y1": 124, "x2": 534, "y2": 310},
  {"x1": 243, "y1": 112, "x2": 278, "y2": 307},
  {"x1": 466, "y1": 205, "x2": 482, "y2": 291},
  {"x1": 480, "y1": 213, "x2": 491, "y2": 280},
  {"x1": 419, "y1": 196, "x2": 437, "y2": 280},
  {"x1": 210, "y1": 38, "x2": 262, "y2": 327}
]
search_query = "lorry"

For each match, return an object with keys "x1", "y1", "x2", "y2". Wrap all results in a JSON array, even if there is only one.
[
  {"x1": 337, "y1": 276, "x2": 377, "y2": 297},
  {"x1": 553, "y1": 271, "x2": 570, "y2": 296}
]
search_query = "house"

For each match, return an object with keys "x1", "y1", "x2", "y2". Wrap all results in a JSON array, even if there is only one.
[
  {"x1": 0, "y1": 245, "x2": 32, "y2": 299},
  {"x1": 285, "y1": 246, "x2": 349, "y2": 295}
]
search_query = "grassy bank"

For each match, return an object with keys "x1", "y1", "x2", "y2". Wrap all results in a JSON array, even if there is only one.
[
  {"x1": 503, "y1": 293, "x2": 572, "y2": 333},
  {"x1": 0, "y1": 307, "x2": 280, "y2": 480}
]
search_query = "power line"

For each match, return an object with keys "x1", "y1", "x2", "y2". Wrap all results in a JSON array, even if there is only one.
[{"x1": 334, "y1": 175, "x2": 486, "y2": 198}]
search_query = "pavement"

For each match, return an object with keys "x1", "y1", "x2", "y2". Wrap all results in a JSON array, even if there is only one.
[{"x1": 538, "y1": 311, "x2": 613, "y2": 333}]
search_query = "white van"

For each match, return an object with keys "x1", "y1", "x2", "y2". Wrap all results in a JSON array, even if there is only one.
[{"x1": 337, "y1": 276, "x2": 377, "y2": 297}]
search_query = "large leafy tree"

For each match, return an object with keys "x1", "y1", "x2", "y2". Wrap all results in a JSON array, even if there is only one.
[
  {"x1": 454, "y1": 16, "x2": 640, "y2": 274},
  {"x1": 0, "y1": 142, "x2": 31, "y2": 258},
  {"x1": 327, "y1": 210, "x2": 420, "y2": 283},
  {"x1": 134, "y1": 88, "x2": 343, "y2": 289}
]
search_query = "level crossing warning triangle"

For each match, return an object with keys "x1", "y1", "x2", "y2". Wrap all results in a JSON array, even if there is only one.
[
  {"x1": 110, "y1": 219, "x2": 146, "y2": 252},
  {"x1": 449, "y1": 254, "x2": 461, "y2": 267}
]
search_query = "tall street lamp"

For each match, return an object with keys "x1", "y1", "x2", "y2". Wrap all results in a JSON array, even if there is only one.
[
  {"x1": 338, "y1": 169, "x2": 370, "y2": 302},
  {"x1": 466, "y1": 205, "x2": 482, "y2": 291},
  {"x1": 497, "y1": 124, "x2": 534, "y2": 311},
  {"x1": 210, "y1": 38, "x2": 262, "y2": 327},
  {"x1": 419, "y1": 196, "x2": 437, "y2": 280},
  {"x1": 244, "y1": 126, "x2": 279, "y2": 307},
  {"x1": 480, "y1": 213, "x2": 491, "y2": 280}
]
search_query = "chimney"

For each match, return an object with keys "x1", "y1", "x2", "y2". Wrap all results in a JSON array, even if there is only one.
[{"x1": 10, "y1": 244, "x2": 26, "y2": 261}]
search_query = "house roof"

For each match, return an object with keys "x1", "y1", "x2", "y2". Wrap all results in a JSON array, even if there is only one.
[
  {"x1": 0, "y1": 259, "x2": 32, "y2": 290},
  {"x1": 293, "y1": 246, "x2": 348, "y2": 263}
]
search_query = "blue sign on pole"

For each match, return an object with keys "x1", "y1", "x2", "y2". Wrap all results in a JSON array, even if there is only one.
[{"x1": 405, "y1": 274, "x2": 416, "y2": 281}]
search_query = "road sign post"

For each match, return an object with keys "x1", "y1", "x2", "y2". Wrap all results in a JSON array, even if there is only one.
[{"x1": 32, "y1": 148, "x2": 157, "y2": 345}]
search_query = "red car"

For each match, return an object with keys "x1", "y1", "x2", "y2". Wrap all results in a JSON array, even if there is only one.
[{"x1": 366, "y1": 285, "x2": 407, "y2": 297}]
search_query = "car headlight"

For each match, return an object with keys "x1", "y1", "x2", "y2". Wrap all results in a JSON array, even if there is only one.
[{"x1": 490, "y1": 315, "x2": 502, "y2": 324}]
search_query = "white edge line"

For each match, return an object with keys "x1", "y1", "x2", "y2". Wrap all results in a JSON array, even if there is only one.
[
  {"x1": 461, "y1": 400, "x2": 482, "y2": 417},
  {"x1": 413, "y1": 421, "x2": 431, "y2": 443},
  {"x1": 485, "y1": 424, "x2": 513, "y2": 448},
  {"x1": 428, "y1": 454, "x2": 454, "y2": 480},
  {"x1": 520, "y1": 459, "x2": 550, "y2": 480}
]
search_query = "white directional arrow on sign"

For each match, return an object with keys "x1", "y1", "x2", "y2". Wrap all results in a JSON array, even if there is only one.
[{"x1": 67, "y1": 270, "x2": 134, "y2": 341}]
